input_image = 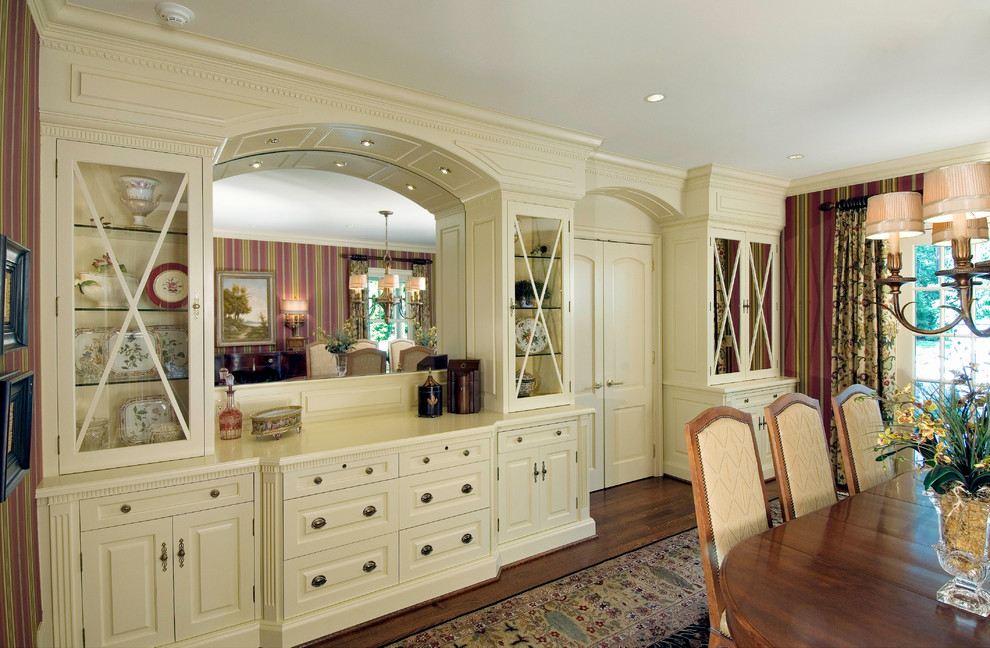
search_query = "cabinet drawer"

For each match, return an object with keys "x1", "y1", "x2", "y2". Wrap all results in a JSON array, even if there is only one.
[
  {"x1": 399, "y1": 509, "x2": 491, "y2": 582},
  {"x1": 499, "y1": 420, "x2": 576, "y2": 452},
  {"x1": 283, "y1": 454, "x2": 397, "y2": 499},
  {"x1": 399, "y1": 437, "x2": 490, "y2": 476},
  {"x1": 399, "y1": 462, "x2": 490, "y2": 529},
  {"x1": 726, "y1": 387, "x2": 790, "y2": 409},
  {"x1": 283, "y1": 480, "x2": 398, "y2": 559},
  {"x1": 283, "y1": 534, "x2": 397, "y2": 618},
  {"x1": 80, "y1": 474, "x2": 253, "y2": 531}
]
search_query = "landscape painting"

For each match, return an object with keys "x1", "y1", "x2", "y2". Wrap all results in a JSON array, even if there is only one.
[{"x1": 216, "y1": 271, "x2": 275, "y2": 346}]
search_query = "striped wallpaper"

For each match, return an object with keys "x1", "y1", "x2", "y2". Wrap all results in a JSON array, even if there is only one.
[
  {"x1": 0, "y1": 0, "x2": 41, "y2": 646},
  {"x1": 782, "y1": 171, "x2": 923, "y2": 435},
  {"x1": 214, "y1": 238, "x2": 435, "y2": 354}
]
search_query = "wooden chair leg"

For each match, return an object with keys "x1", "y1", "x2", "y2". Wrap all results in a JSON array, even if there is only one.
[{"x1": 709, "y1": 628, "x2": 736, "y2": 648}]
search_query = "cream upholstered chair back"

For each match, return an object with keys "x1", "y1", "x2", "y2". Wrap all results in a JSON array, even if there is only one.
[
  {"x1": 344, "y1": 348, "x2": 387, "y2": 376},
  {"x1": 306, "y1": 342, "x2": 338, "y2": 379},
  {"x1": 685, "y1": 407, "x2": 771, "y2": 647},
  {"x1": 389, "y1": 339, "x2": 415, "y2": 372},
  {"x1": 351, "y1": 338, "x2": 377, "y2": 350},
  {"x1": 765, "y1": 394, "x2": 837, "y2": 521},
  {"x1": 832, "y1": 384, "x2": 892, "y2": 495},
  {"x1": 398, "y1": 345, "x2": 433, "y2": 372}
]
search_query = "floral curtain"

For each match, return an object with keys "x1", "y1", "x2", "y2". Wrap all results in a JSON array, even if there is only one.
[{"x1": 829, "y1": 207, "x2": 897, "y2": 486}]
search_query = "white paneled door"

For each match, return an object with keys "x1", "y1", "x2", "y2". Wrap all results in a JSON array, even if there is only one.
[{"x1": 575, "y1": 239, "x2": 655, "y2": 490}]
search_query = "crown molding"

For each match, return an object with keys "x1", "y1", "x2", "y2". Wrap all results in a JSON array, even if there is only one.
[
  {"x1": 586, "y1": 151, "x2": 687, "y2": 192},
  {"x1": 40, "y1": 120, "x2": 218, "y2": 158},
  {"x1": 685, "y1": 164, "x2": 790, "y2": 196},
  {"x1": 787, "y1": 141, "x2": 990, "y2": 196},
  {"x1": 213, "y1": 229, "x2": 437, "y2": 255}
]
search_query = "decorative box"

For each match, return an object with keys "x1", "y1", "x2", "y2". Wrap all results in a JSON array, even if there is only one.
[{"x1": 251, "y1": 406, "x2": 302, "y2": 440}]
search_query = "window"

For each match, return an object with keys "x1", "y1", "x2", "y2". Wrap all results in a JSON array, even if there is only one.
[
  {"x1": 366, "y1": 268, "x2": 414, "y2": 350},
  {"x1": 903, "y1": 236, "x2": 990, "y2": 395}
]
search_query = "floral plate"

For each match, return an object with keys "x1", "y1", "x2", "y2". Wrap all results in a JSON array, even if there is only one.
[
  {"x1": 515, "y1": 317, "x2": 548, "y2": 353},
  {"x1": 118, "y1": 396, "x2": 178, "y2": 446},
  {"x1": 146, "y1": 263, "x2": 189, "y2": 308},
  {"x1": 152, "y1": 326, "x2": 188, "y2": 379},
  {"x1": 107, "y1": 330, "x2": 157, "y2": 381}
]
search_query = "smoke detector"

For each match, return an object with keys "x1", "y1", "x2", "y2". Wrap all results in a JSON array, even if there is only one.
[{"x1": 155, "y1": 2, "x2": 195, "y2": 28}]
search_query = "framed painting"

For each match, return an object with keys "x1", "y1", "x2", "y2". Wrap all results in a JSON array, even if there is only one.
[
  {"x1": 1, "y1": 236, "x2": 30, "y2": 354},
  {"x1": 216, "y1": 271, "x2": 276, "y2": 347},
  {"x1": 0, "y1": 370, "x2": 33, "y2": 502}
]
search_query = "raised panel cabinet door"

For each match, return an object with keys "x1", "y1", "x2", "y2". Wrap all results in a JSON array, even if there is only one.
[
  {"x1": 497, "y1": 449, "x2": 542, "y2": 543},
  {"x1": 172, "y1": 502, "x2": 255, "y2": 641},
  {"x1": 573, "y1": 238, "x2": 605, "y2": 492},
  {"x1": 81, "y1": 518, "x2": 174, "y2": 648},
  {"x1": 541, "y1": 443, "x2": 578, "y2": 529}
]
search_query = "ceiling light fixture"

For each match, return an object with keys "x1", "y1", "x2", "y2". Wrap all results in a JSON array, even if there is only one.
[
  {"x1": 334, "y1": 161, "x2": 346, "y2": 167},
  {"x1": 645, "y1": 93, "x2": 665, "y2": 103},
  {"x1": 250, "y1": 161, "x2": 263, "y2": 168},
  {"x1": 266, "y1": 137, "x2": 280, "y2": 144},
  {"x1": 787, "y1": 154, "x2": 804, "y2": 160},
  {"x1": 361, "y1": 139, "x2": 374, "y2": 147},
  {"x1": 405, "y1": 184, "x2": 416, "y2": 191},
  {"x1": 439, "y1": 166, "x2": 451, "y2": 175}
]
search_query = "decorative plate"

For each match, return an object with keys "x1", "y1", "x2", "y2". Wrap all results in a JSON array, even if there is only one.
[
  {"x1": 118, "y1": 396, "x2": 178, "y2": 446},
  {"x1": 145, "y1": 263, "x2": 189, "y2": 308},
  {"x1": 515, "y1": 318, "x2": 548, "y2": 353},
  {"x1": 107, "y1": 330, "x2": 158, "y2": 381},
  {"x1": 74, "y1": 328, "x2": 111, "y2": 381},
  {"x1": 152, "y1": 326, "x2": 189, "y2": 379}
]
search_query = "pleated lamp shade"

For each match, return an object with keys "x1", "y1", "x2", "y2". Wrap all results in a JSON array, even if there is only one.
[
  {"x1": 349, "y1": 274, "x2": 367, "y2": 291},
  {"x1": 864, "y1": 192, "x2": 925, "y2": 240},
  {"x1": 922, "y1": 161, "x2": 990, "y2": 223},
  {"x1": 380, "y1": 273, "x2": 399, "y2": 290},
  {"x1": 931, "y1": 217, "x2": 990, "y2": 246},
  {"x1": 406, "y1": 276, "x2": 426, "y2": 292}
]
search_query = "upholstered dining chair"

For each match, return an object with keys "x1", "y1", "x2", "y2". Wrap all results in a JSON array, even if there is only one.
[
  {"x1": 344, "y1": 348, "x2": 387, "y2": 376},
  {"x1": 832, "y1": 384, "x2": 893, "y2": 495},
  {"x1": 685, "y1": 407, "x2": 772, "y2": 648},
  {"x1": 306, "y1": 342, "x2": 337, "y2": 378},
  {"x1": 398, "y1": 345, "x2": 433, "y2": 372},
  {"x1": 764, "y1": 393, "x2": 838, "y2": 522},
  {"x1": 389, "y1": 338, "x2": 415, "y2": 373},
  {"x1": 351, "y1": 338, "x2": 377, "y2": 350}
]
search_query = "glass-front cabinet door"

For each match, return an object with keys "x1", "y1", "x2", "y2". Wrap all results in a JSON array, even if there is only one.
[
  {"x1": 56, "y1": 141, "x2": 205, "y2": 474},
  {"x1": 509, "y1": 202, "x2": 571, "y2": 411}
]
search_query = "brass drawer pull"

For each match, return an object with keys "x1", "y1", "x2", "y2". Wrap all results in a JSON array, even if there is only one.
[
  {"x1": 311, "y1": 575, "x2": 327, "y2": 588},
  {"x1": 313, "y1": 476, "x2": 323, "y2": 485},
  {"x1": 421, "y1": 492, "x2": 433, "y2": 504},
  {"x1": 463, "y1": 449, "x2": 470, "y2": 456},
  {"x1": 311, "y1": 517, "x2": 327, "y2": 529},
  {"x1": 365, "y1": 466, "x2": 374, "y2": 475},
  {"x1": 461, "y1": 483, "x2": 473, "y2": 494},
  {"x1": 210, "y1": 489, "x2": 220, "y2": 498},
  {"x1": 160, "y1": 543, "x2": 168, "y2": 572},
  {"x1": 177, "y1": 539, "x2": 185, "y2": 568},
  {"x1": 120, "y1": 504, "x2": 132, "y2": 514},
  {"x1": 422, "y1": 456, "x2": 431, "y2": 464},
  {"x1": 363, "y1": 560, "x2": 377, "y2": 573},
  {"x1": 363, "y1": 505, "x2": 377, "y2": 517},
  {"x1": 461, "y1": 533, "x2": 473, "y2": 544},
  {"x1": 421, "y1": 544, "x2": 433, "y2": 556},
  {"x1": 743, "y1": 398, "x2": 750, "y2": 403}
]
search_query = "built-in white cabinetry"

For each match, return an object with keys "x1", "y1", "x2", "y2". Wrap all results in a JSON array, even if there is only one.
[{"x1": 497, "y1": 421, "x2": 579, "y2": 544}]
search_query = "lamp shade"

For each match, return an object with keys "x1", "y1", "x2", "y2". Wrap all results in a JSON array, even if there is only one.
[
  {"x1": 349, "y1": 274, "x2": 368, "y2": 291},
  {"x1": 380, "y1": 273, "x2": 399, "y2": 290},
  {"x1": 280, "y1": 299, "x2": 308, "y2": 315},
  {"x1": 864, "y1": 192, "x2": 925, "y2": 240},
  {"x1": 931, "y1": 217, "x2": 990, "y2": 246},
  {"x1": 406, "y1": 276, "x2": 426, "y2": 292},
  {"x1": 922, "y1": 161, "x2": 990, "y2": 223}
]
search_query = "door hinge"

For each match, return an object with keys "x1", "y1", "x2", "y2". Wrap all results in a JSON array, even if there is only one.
[
  {"x1": 79, "y1": 552, "x2": 82, "y2": 572},
  {"x1": 653, "y1": 444, "x2": 656, "y2": 459},
  {"x1": 253, "y1": 586, "x2": 256, "y2": 603},
  {"x1": 575, "y1": 496, "x2": 579, "y2": 508},
  {"x1": 497, "y1": 467, "x2": 500, "y2": 480},
  {"x1": 568, "y1": 222, "x2": 571, "y2": 232},
  {"x1": 568, "y1": 301, "x2": 571, "y2": 313},
  {"x1": 57, "y1": 437, "x2": 61, "y2": 455},
  {"x1": 82, "y1": 628, "x2": 85, "y2": 647},
  {"x1": 497, "y1": 518, "x2": 500, "y2": 532},
  {"x1": 652, "y1": 351, "x2": 656, "y2": 365},
  {"x1": 252, "y1": 519, "x2": 255, "y2": 536},
  {"x1": 575, "y1": 451, "x2": 578, "y2": 463},
  {"x1": 55, "y1": 296, "x2": 59, "y2": 317},
  {"x1": 651, "y1": 257, "x2": 655, "y2": 272}
]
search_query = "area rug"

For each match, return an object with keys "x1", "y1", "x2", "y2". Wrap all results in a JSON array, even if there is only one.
[{"x1": 387, "y1": 501, "x2": 783, "y2": 648}]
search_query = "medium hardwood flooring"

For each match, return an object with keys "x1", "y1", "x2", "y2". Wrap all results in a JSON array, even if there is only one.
[{"x1": 304, "y1": 476, "x2": 778, "y2": 648}]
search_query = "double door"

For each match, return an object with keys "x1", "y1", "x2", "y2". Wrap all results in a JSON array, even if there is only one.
[{"x1": 574, "y1": 239, "x2": 655, "y2": 491}]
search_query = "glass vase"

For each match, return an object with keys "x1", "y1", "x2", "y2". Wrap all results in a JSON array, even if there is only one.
[
  {"x1": 218, "y1": 389, "x2": 243, "y2": 440},
  {"x1": 926, "y1": 489, "x2": 990, "y2": 617}
]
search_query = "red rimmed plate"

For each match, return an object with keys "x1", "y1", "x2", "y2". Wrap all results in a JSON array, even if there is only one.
[{"x1": 145, "y1": 263, "x2": 189, "y2": 308}]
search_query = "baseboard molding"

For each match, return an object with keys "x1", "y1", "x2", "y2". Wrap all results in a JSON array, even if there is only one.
[{"x1": 496, "y1": 518, "x2": 597, "y2": 566}]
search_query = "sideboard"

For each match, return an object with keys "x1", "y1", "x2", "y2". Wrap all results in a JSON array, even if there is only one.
[{"x1": 214, "y1": 351, "x2": 308, "y2": 385}]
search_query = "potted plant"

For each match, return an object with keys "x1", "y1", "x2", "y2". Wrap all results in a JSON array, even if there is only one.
[
  {"x1": 413, "y1": 323, "x2": 437, "y2": 349},
  {"x1": 514, "y1": 279, "x2": 544, "y2": 308},
  {"x1": 316, "y1": 319, "x2": 357, "y2": 353},
  {"x1": 875, "y1": 364, "x2": 990, "y2": 615}
]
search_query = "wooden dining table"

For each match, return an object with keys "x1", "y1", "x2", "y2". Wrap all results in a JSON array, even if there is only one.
[{"x1": 721, "y1": 471, "x2": 989, "y2": 648}]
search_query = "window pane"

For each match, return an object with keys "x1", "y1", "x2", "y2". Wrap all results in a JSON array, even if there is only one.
[
  {"x1": 973, "y1": 240, "x2": 990, "y2": 264},
  {"x1": 915, "y1": 381, "x2": 938, "y2": 400},
  {"x1": 974, "y1": 339, "x2": 990, "y2": 382},
  {"x1": 914, "y1": 245, "x2": 939, "y2": 287},
  {"x1": 915, "y1": 290, "x2": 940, "y2": 332},
  {"x1": 974, "y1": 288, "x2": 990, "y2": 329},
  {"x1": 914, "y1": 336, "x2": 940, "y2": 380},
  {"x1": 943, "y1": 290, "x2": 962, "y2": 328},
  {"x1": 944, "y1": 337, "x2": 972, "y2": 381},
  {"x1": 941, "y1": 246, "x2": 954, "y2": 271}
]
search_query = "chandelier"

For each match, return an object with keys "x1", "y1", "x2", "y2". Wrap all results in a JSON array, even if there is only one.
[
  {"x1": 866, "y1": 161, "x2": 990, "y2": 337},
  {"x1": 348, "y1": 210, "x2": 427, "y2": 327}
]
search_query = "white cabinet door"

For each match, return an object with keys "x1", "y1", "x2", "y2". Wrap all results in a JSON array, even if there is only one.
[
  {"x1": 81, "y1": 519, "x2": 174, "y2": 648},
  {"x1": 173, "y1": 502, "x2": 254, "y2": 641},
  {"x1": 541, "y1": 442, "x2": 578, "y2": 529},
  {"x1": 497, "y1": 448, "x2": 541, "y2": 543}
]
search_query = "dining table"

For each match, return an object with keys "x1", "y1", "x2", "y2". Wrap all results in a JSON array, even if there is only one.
[{"x1": 720, "y1": 470, "x2": 989, "y2": 648}]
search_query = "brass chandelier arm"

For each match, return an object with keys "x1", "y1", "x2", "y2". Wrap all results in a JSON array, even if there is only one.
[{"x1": 884, "y1": 293, "x2": 964, "y2": 335}]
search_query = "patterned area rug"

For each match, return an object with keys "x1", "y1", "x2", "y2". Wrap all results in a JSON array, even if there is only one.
[{"x1": 388, "y1": 501, "x2": 783, "y2": 648}]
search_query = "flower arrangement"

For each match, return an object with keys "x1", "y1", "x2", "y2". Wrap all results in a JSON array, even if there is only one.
[
  {"x1": 413, "y1": 323, "x2": 437, "y2": 349},
  {"x1": 316, "y1": 319, "x2": 357, "y2": 354},
  {"x1": 90, "y1": 253, "x2": 127, "y2": 274},
  {"x1": 875, "y1": 364, "x2": 989, "y2": 496}
]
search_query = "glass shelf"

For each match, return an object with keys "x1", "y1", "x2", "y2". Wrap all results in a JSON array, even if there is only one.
[
  {"x1": 515, "y1": 254, "x2": 560, "y2": 260},
  {"x1": 76, "y1": 307, "x2": 188, "y2": 312},
  {"x1": 76, "y1": 376, "x2": 189, "y2": 388},
  {"x1": 74, "y1": 223, "x2": 188, "y2": 238},
  {"x1": 513, "y1": 306, "x2": 562, "y2": 310},
  {"x1": 514, "y1": 352, "x2": 557, "y2": 358}
]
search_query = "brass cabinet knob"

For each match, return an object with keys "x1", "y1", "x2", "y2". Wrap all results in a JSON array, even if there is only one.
[
  {"x1": 421, "y1": 545, "x2": 433, "y2": 556},
  {"x1": 210, "y1": 489, "x2": 220, "y2": 498},
  {"x1": 517, "y1": 437, "x2": 523, "y2": 443},
  {"x1": 461, "y1": 483, "x2": 473, "y2": 494},
  {"x1": 422, "y1": 456, "x2": 431, "y2": 464},
  {"x1": 365, "y1": 467, "x2": 374, "y2": 475},
  {"x1": 313, "y1": 476, "x2": 323, "y2": 485},
  {"x1": 120, "y1": 504, "x2": 132, "y2": 514},
  {"x1": 463, "y1": 449, "x2": 470, "y2": 456},
  {"x1": 556, "y1": 430, "x2": 562, "y2": 436},
  {"x1": 311, "y1": 575, "x2": 327, "y2": 588},
  {"x1": 363, "y1": 505, "x2": 377, "y2": 517},
  {"x1": 311, "y1": 517, "x2": 327, "y2": 529},
  {"x1": 421, "y1": 492, "x2": 433, "y2": 504},
  {"x1": 363, "y1": 561, "x2": 377, "y2": 573},
  {"x1": 461, "y1": 533, "x2": 473, "y2": 544}
]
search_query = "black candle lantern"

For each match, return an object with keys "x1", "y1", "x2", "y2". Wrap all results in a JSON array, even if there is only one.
[{"x1": 418, "y1": 370, "x2": 443, "y2": 418}]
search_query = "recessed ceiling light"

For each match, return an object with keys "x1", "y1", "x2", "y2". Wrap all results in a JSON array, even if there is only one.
[
  {"x1": 345, "y1": 224, "x2": 355, "y2": 230},
  {"x1": 361, "y1": 139, "x2": 374, "y2": 147},
  {"x1": 250, "y1": 160, "x2": 263, "y2": 168},
  {"x1": 787, "y1": 154, "x2": 804, "y2": 160},
  {"x1": 645, "y1": 93, "x2": 665, "y2": 103},
  {"x1": 334, "y1": 161, "x2": 346, "y2": 167},
  {"x1": 405, "y1": 183, "x2": 416, "y2": 191},
  {"x1": 266, "y1": 137, "x2": 280, "y2": 144},
  {"x1": 439, "y1": 166, "x2": 451, "y2": 175}
]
